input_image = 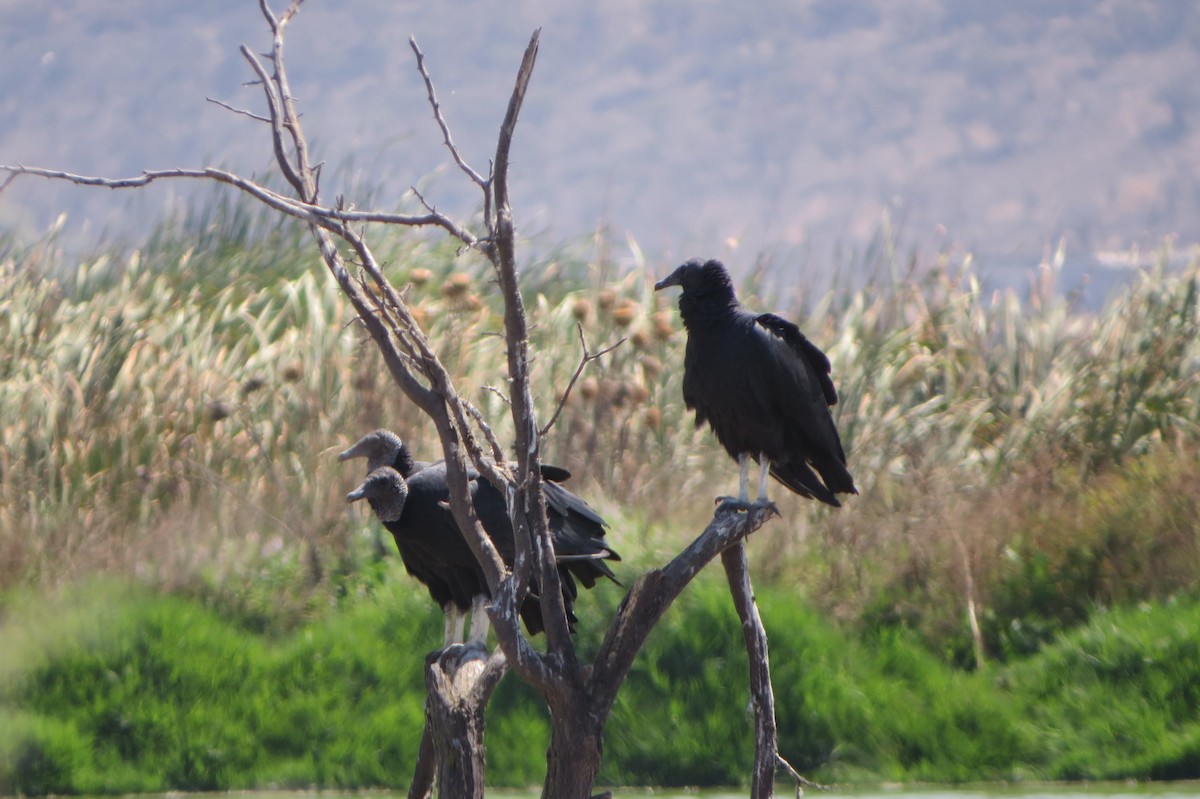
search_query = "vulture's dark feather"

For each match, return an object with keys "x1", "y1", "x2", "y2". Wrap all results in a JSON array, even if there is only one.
[{"x1": 754, "y1": 312, "x2": 838, "y2": 407}]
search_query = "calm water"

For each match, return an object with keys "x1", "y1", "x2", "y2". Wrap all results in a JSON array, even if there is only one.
[
  {"x1": 633, "y1": 787, "x2": 1200, "y2": 799},
  {"x1": 107, "y1": 785, "x2": 1200, "y2": 799},
  {"x1": 825, "y1": 787, "x2": 1200, "y2": 799}
]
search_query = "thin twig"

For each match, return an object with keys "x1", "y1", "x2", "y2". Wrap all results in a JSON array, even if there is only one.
[
  {"x1": 267, "y1": 11, "x2": 314, "y2": 200},
  {"x1": 464, "y1": 400, "x2": 508, "y2": 466},
  {"x1": 360, "y1": 284, "x2": 423, "y2": 373},
  {"x1": 206, "y1": 96, "x2": 272, "y2": 123},
  {"x1": 776, "y1": 752, "x2": 830, "y2": 797},
  {"x1": 482, "y1": 384, "x2": 511, "y2": 407},
  {"x1": 409, "y1": 36, "x2": 489, "y2": 190},
  {"x1": 239, "y1": 44, "x2": 307, "y2": 197},
  {"x1": 357, "y1": 268, "x2": 428, "y2": 366},
  {"x1": 410, "y1": 185, "x2": 480, "y2": 250},
  {"x1": 539, "y1": 323, "x2": 625, "y2": 437},
  {"x1": 258, "y1": 0, "x2": 279, "y2": 33}
]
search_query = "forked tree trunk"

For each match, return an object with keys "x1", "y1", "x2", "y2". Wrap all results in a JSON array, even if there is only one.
[
  {"x1": 422, "y1": 644, "x2": 508, "y2": 799},
  {"x1": 541, "y1": 692, "x2": 605, "y2": 799}
]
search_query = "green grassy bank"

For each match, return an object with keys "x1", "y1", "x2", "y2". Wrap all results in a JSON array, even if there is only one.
[{"x1": 3, "y1": 576, "x2": 1199, "y2": 794}]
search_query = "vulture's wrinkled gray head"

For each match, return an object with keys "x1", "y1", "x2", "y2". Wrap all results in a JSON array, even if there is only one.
[
  {"x1": 338, "y1": 429, "x2": 405, "y2": 473},
  {"x1": 346, "y1": 465, "x2": 409, "y2": 523}
]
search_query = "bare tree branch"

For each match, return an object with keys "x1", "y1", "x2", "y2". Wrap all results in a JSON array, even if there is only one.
[
  {"x1": 591, "y1": 502, "x2": 781, "y2": 711},
  {"x1": 265, "y1": 11, "x2": 316, "y2": 197},
  {"x1": 463, "y1": 399, "x2": 508, "y2": 466},
  {"x1": 239, "y1": 44, "x2": 307, "y2": 197},
  {"x1": 723, "y1": 541, "x2": 777, "y2": 799},
  {"x1": 408, "y1": 185, "x2": 480, "y2": 249},
  {"x1": 409, "y1": 36, "x2": 490, "y2": 192},
  {"x1": 540, "y1": 323, "x2": 625, "y2": 437},
  {"x1": 482, "y1": 27, "x2": 580, "y2": 665},
  {"x1": 257, "y1": 0, "x2": 280, "y2": 33},
  {"x1": 206, "y1": 96, "x2": 273, "y2": 123},
  {"x1": 278, "y1": 0, "x2": 305, "y2": 27},
  {"x1": 492, "y1": 29, "x2": 539, "y2": 248},
  {"x1": 776, "y1": 752, "x2": 830, "y2": 797},
  {"x1": 0, "y1": 164, "x2": 470, "y2": 237}
]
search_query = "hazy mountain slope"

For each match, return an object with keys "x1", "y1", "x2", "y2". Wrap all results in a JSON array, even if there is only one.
[{"x1": 2, "y1": 1, "x2": 1196, "y2": 272}]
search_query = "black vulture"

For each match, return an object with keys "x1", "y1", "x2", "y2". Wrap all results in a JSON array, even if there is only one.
[
  {"x1": 654, "y1": 258, "x2": 857, "y2": 507},
  {"x1": 340, "y1": 430, "x2": 620, "y2": 643}
]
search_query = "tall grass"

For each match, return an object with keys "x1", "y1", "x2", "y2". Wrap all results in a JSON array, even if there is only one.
[
  {"x1": 2, "y1": 200, "x2": 1199, "y2": 660},
  {"x1": 787, "y1": 243, "x2": 1200, "y2": 663}
]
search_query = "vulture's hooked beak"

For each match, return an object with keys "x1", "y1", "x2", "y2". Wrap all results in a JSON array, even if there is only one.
[
  {"x1": 337, "y1": 442, "x2": 365, "y2": 462},
  {"x1": 653, "y1": 270, "x2": 682, "y2": 291}
]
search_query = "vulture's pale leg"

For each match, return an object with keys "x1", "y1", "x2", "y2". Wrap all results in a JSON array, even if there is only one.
[
  {"x1": 757, "y1": 455, "x2": 772, "y2": 503},
  {"x1": 467, "y1": 595, "x2": 491, "y2": 644},
  {"x1": 717, "y1": 454, "x2": 755, "y2": 510},
  {"x1": 443, "y1": 606, "x2": 466, "y2": 646},
  {"x1": 738, "y1": 453, "x2": 752, "y2": 503}
]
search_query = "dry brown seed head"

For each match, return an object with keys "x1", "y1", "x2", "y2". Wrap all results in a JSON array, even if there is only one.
[
  {"x1": 441, "y1": 273, "x2": 472, "y2": 298},
  {"x1": 612, "y1": 300, "x2": 639, "y2": 327},
  {"x1": 208, "y1": 400, "x2": 232, "y2": 422},
  {"x1": 653, "y1": 311, "x2": 674, "y2": 340},
  {"x1": 572, "y1": 298, "x2": 593, "y2": 322},
  {"x1": 281, "y1": 362, "x2": 304, "y2": 383},
  {"x1": 241, "y1": 375, "x2": 268, "y2": 394}
]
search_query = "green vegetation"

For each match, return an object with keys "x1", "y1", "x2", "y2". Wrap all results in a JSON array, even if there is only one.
[
  {"x1": 1, "y1": 199, "x2": 1199, "y2": 791},
  {"x1": 0, "y1": 578, "x2": 430, "y2": 795},
  {"x1": 4, "y1": 579, "x2": 1200, "y2": 793}
]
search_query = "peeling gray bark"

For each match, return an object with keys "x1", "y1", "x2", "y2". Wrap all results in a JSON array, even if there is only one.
[
  {"x1": 407, "y1": 722, "x2": 435, "y2": 799},
  {"x1": 723, "y1": 541, "x2": 779, "y2": 799},
  {"x1": 422, "y1": 644, "x2": 508, "y2": 799}
]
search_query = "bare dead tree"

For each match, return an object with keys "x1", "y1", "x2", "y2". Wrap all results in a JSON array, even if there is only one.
[{"x1": 2, "y1": 3, "x2": 805, "y2": 797}]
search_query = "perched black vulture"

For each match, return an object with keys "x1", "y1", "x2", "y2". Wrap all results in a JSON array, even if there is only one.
[
  {"x1": 344, "y1": 466, "x2": 464, "y2": 638},
  {"x1": 654, "y1": 258, "x2": 857, "y2": 507},
  {"x1": 340, "y1": 430, "x2": 620, "y2": 643}
]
